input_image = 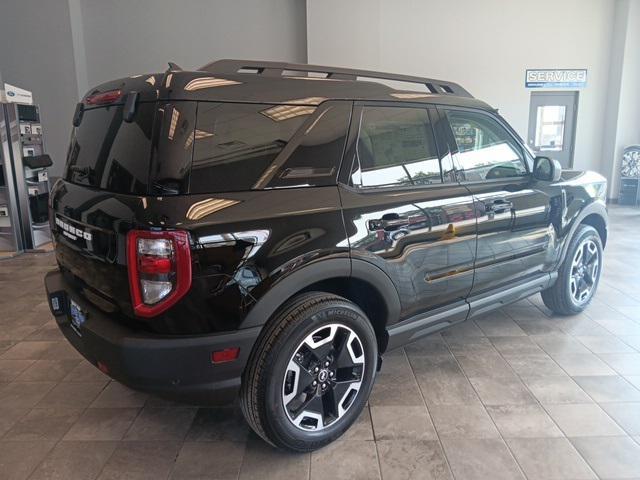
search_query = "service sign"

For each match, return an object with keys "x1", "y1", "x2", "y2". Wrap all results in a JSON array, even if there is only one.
[{"x1": 525, "y1": 69, "x2": 587, "y2": 88}]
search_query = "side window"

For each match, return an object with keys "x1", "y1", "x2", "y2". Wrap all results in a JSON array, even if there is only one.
[
  {"x1": 353, "y1": 106, "x2": 441, "y2": 188},
  {"x1": 260, "y1": 101, "x2": 352, "y2": 189},
  {"x1": 445, "y1": 110, "x2": 528, "y2": 181},
  {"x1": 191, "y1": 102, "x2": 313, "y2": 193}
]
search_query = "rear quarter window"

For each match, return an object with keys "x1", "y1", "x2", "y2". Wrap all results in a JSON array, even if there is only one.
[{"x1": 190, "y1": 101, "x2": 351, "y2": 193}]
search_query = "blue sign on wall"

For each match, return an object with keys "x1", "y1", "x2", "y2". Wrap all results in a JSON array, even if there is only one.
[{"x1": 525, "y1": 69, "x2": 587, "y2": 88}]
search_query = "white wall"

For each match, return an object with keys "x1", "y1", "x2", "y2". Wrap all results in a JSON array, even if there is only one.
[
  {"x1": 0, "y1": 0, "x2": 80, "y2": 177},
  {"x1": 76, "y1": 0, "x2": 307, "y2": 93},
  {"x1": 307, "y1": 0, "x2": 616, "y2": 178},
  {"x1": 603, "y1": 0, "x2": 640, "y2": 197}
]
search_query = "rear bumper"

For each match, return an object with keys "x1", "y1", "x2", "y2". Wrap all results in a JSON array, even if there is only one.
[{"x1": 44, "y1": 269, "x2": 260, "y2": 405}]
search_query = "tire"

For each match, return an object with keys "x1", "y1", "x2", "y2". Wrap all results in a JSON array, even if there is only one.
[
  {"x1": 240, "y1": 291, "x2": 378, "y2": 452},
  {"x1": 541, "y1": 224, "x2": 603, "y2": 315}
]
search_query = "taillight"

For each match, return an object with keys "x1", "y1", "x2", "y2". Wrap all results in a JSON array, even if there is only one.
[
  {"x1": 85, "y1": 89, "x2": 122, "y2": 105},
  {"x1": 126, "y1": 230, "x2": 192, "y2": 318}
]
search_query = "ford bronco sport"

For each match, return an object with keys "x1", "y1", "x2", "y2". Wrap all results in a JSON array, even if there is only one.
[{"x1": 45, "y1": 60, "x2": 608, "y2": 451}]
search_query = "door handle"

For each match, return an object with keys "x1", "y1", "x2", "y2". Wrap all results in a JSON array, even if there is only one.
[
  {"x1": 485, "y1": 199, "x2": 513, "y2": 214},
  {"x1": 368, "y1": 213, "x2": 410, "y2": 231}
]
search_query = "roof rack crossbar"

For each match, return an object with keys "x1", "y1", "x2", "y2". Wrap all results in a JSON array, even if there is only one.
[{"x1": 201, "y1": 59, "x2": 472, "y2": 98}]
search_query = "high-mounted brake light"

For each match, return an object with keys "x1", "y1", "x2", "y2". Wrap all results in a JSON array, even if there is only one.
[
  {"x1": 85, "y1": 89, "x2": 123, "y2": 105},
  {"x1": 127, "y1": 230, "x2": 192, "y2": 318}
]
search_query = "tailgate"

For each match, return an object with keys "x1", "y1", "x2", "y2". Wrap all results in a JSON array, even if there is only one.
[{"x1": 50, "y1": 181, "x2": 140, "y2": 315}]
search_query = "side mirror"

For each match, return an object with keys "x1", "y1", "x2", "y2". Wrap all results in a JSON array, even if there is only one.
[{"x1": 533, "y1": 156, "x2": 562, "y2": 182}]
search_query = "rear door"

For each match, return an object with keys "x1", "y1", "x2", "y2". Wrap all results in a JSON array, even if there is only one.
[
  {"x1": 439, "y1": 106, "x2": 557, "y2": 302},
  {"x1": 339, "y1": 103, "x2": 476, "y2": 323}
]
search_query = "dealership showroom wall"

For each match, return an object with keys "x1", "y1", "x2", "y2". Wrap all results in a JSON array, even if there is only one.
[{"x1": 1, "y1": 0, "x2": 640, "y2": 478}]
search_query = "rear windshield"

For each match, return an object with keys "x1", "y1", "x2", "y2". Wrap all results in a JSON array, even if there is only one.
[{"x1": 65, "y1": 103, "x2": 155, "y2": 194}]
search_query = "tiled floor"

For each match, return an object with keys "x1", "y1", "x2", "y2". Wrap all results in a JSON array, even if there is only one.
[{"x1": 1, "y1": 206, "x2": 640, "y2": 480}]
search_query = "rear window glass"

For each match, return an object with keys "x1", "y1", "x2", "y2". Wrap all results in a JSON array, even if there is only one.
[
  {"x1": 190, "y1": 102, "x2": 314, "y2": 193},
  {"x1": 65, "y1": 103, "x2": 155, "y2": 194}
]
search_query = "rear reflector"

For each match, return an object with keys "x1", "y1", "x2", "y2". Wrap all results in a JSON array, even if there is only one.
[
  {"x1": 85, "y1": 89, "x2": 122, "y2": 105},
  {"x1": 211, "y1": 348, "x2": 240, "y2": 364},
  {"x1": 127, "y1": 230, "x2": 192, "y2": 318}
]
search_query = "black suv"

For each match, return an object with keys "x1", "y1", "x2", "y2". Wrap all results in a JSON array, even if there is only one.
[{"x1": 45, "y1": 60, "x2": 608, "y2": 451}]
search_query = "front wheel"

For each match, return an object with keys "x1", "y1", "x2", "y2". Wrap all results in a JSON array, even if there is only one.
[
  {"x1": 240, "y1": 292, "x2": 377, "y2": 452},
  {"x1": 541, "y1": 224, "x2": 603, "y2": 315}
]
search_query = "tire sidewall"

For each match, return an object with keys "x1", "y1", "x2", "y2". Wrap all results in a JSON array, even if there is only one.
[{"x1": 261, "y1": 302, "x2": 377, "y2": 449}]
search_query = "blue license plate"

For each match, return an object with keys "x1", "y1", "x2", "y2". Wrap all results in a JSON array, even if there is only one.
[{"x1": 69, "y1": 299, "x2": 86, "y2": 336}]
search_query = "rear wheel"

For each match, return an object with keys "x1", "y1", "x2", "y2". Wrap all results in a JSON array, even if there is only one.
[
  {"x1": 541, "y1": 224, "x2": 603, "y2": 315},
  {"x1": 240, "y1": 292, "x2": 377, "y2": 452}
]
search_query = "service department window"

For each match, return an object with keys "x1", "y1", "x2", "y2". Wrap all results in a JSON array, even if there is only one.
[
  {"x1": 353, "y1": 106, "x2": 441, "y2": 188},
  {"x1": 446, "y1": 110, "x2": 527, "y2": 181}
]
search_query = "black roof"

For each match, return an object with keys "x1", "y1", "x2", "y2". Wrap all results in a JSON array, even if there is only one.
[{"x1": 81, "y1": 59, "x2": 494, "y2": 111}]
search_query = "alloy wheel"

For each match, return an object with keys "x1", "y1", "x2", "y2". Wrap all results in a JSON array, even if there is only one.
[
  {"x1": 569, "y1": 238, "x2": 599, "y2": 305},
  {"x1": 282, "y1": 323, "x2": 365, "y2": 431}
]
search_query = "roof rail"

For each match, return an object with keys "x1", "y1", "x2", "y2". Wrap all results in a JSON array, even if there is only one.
[{"x1": 201, "y1": 59, "x2": 472, "y2": 98}]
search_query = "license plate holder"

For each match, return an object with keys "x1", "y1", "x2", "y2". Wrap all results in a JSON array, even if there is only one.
[{"x1": 69, "y1": 299, "x2": 87, "y2": 336}]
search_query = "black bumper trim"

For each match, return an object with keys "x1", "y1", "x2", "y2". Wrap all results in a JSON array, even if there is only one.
[{"x1": 45, "y1": 269, "x2": 260, "y2": 405}]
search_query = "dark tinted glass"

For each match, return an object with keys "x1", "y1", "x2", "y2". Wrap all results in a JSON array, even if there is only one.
[
  {"x1": 149, "y1": 102, "x2": 197, "y2": 195},
  {"x1": 353, "y1": 106, "x2": 441, "y2": 188},
  {"x1": 446, "y1": 110, "x2": 527, "y2": 181},
  {"x1": 190, "y1": 102, "x2": 313, "y2": 193},
  {"x1": 65, "y1": 103, "x2": 155, "y2": 194},
  {"x1": 262, "y1": 101, "x2": 351, "y2": 189}
]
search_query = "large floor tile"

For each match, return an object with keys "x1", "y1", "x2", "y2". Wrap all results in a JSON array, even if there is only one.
[
  {"x1": 4, "y1": 407, "x2": 83, "y2": 441},
  {"x1": 29, "y1": 440, "x2": 118, "y2": 480},
  {"x1": 377, "y1": 440, "x2": 452, "y2": 480},
  {"x1": 98, "y1": 441, "x2": 182, "y2": 480},
  {"x1": 124, "y1": 407, "x2": 197, "y2": 441},
  {"x1": 90, "y1": 381, "x2": 148, "y2": 408},
  {"x1": 507, "y1": 437, "x2": 596, "y2": 479},
  {"x1": 171, "y1": 441, "x2": 245, "y2": 480},
  {"x1": 37, "y1": 381, "x2": 107, "y2": 408},
  {"x1": 549, "y1": 353, "x2": 617, "y2": 376},
  {"x1": 0, "y1": 440, "x2": 54, "y2": 480},
  {"x1": 429, "y1": 404, "x2": 500, "y2": 439},
  {"x1": 576, "y1": 335, "x2": 637, "y2": 354},
  {"x1": 571, "y1": 436, "x2": 640, "y2": 479},
  {"x1": 239, "y1": 435, "x2": 310, "y2": 480},
  {"x1": 441, "y1": 438, "x2": 524, "y2": 480},
  {"x1": 64, "y1": 407, "x2": 140, "y2": 441},
  {"x1": 310, "y1": 439, "x2": 381, "y2": 480},
  {"x1": 486, "y1": 404, "x2": 563, "y2": 438},
  {"x1": 371, "y1": 405, "x2": 437, "y2": 440},
  {"x1": 545, "y1": 403, "x2": 627, "y2": 437},
  {"x1": 503, "y1": 354, "x2": 566, "y2": 377},
  {"x1": 599, "y1": 353, "x2": 640, "y2": 375},
  {"x1": 522, "y1": 376, "x2": 592, "y2": 404},
  {"x1": 573, "y1": 375, "x2": 640, "y2": 402},
  {"x1": 469, "y1": 376, "x2": 536, "y2": 406},
  {"x1": 599, "y1": 402, "x2": 640, "y2": 436}
]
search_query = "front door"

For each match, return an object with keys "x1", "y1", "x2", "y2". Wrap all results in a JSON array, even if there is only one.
[
  {"x1": 527, "y1": 91, "x2": 578, "y2": 168},
  {"x1": 339, "y1": 103, "x2": 477, "y2": 323},
  {"x1": 440, "y1": 106, "x2": 559, "y2": 301}
]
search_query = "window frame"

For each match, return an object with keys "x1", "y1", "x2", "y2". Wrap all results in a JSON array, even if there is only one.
[
  {"x1": 437, "y1": 105, "x2": 532, "y2": 186},
  {"x1": 339, "y1": 101, "x2": 447, "y2": 193}
]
